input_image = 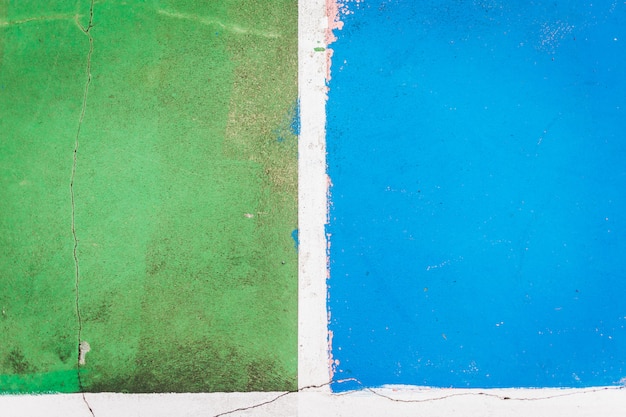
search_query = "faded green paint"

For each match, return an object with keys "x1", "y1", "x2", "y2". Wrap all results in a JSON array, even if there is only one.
[{"x1": 0, "y1": 0, "x2": 297, "y2": 393}]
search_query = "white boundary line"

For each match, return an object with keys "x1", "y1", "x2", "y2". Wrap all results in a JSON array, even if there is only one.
[{"x1": 297, "y1": 0, "x2": 331, "y2": 392}]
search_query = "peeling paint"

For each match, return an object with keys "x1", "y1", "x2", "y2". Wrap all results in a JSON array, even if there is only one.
[{"x1": 78, "y1": 342, "x2": 90, "y2": 366}]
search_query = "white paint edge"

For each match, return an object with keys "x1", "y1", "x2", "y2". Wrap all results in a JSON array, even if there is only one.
[{"x1": 297, "y1": 0, "x2": 331, "y2": 392}]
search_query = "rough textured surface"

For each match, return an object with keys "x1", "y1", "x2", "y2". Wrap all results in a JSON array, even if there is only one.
[{"x1": 1, "y1": 0, "x2": 297, "y2": 393}]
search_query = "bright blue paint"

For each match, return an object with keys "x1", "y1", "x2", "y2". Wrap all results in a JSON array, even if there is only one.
[
  {"x1": 327, "y1": 1, "x2": 626, "y2": 391},
  {"x1": 291, "y1": 228, "x2": 299, "y2": 252}
]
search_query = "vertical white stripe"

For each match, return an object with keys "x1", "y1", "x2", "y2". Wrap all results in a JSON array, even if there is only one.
[{"x1": 297, "y1": 0, "x2": 331, "y2": 391}]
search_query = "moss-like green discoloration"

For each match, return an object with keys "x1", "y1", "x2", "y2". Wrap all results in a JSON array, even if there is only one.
[{"x1": 1, "y1": 0, "x2": 297, "y2": 393}]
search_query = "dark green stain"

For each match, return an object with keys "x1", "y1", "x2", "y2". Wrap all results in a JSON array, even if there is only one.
[{"x1": 1, "y1": 0, "x2": 297, "y2": 393}]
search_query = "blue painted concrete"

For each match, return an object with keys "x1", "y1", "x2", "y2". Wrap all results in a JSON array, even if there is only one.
[{"x1": 327, "y1": 1, "x2": 626, "y2": 390}]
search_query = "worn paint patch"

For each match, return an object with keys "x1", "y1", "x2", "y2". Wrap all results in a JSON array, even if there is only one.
[
  {"x1": 327, "y1": 1, "x2": 626, "y2": 391},
  {"x1": 290, "y1": 100, "x2": 300, "y2": 137},
  {"x1": 1, "y1": 0, "x2": 297, "y2": 394}
]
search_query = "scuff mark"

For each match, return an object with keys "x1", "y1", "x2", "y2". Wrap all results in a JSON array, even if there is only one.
[
  {"x1": 157, "y1": 9, "x2": 280, "y2": 38},
  {"x1": 78, "y1": 341, "x2": 91, "y2": 365}
]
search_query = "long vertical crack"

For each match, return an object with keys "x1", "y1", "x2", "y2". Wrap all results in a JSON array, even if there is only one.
[{"x1": 71, "y1": 1, "x2": 96, "y2": 416}]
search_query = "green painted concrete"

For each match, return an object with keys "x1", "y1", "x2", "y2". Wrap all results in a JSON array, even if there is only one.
[{"x1": 1, "y1": 0, "x2": 297, "y2": 393}]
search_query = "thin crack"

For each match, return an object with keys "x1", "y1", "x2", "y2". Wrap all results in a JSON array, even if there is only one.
[
  {"x1": 71, "y1": 1, "x2": 96, "y2": 416},
  {"x1": 211, "y1": 381, "x2": 336, "y2": 417},
  {"x1": 81, "y1": 392, "x2": 96, "y2": 417},
  {"x1": 359, "y1": 384, "x2": 625, "y2": 403},
  {"x1": 335, "y1": 378, "x2": 625, "y2": 403},
  {"x1": 212, "y1": 378, "x2": 625, "y2": 416}
]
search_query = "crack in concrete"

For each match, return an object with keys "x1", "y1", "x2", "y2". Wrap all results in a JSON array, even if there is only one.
[
  {"x1": 157, "y1": 9, "x2": 281, "y2": 38},
  {"x1": 70, "y1": 1, "x2": 96, "y2": 416},
  {"x1": 334, "y1": 378, "x2": 625, "y2": 403},
  {"x1": 347, "y1": 382, "x2": 626, "y2": 404},
  {"x1": 211, "y1": 381, "x2": 335, "y2": 417},
  {"x1": 211, "y1": 378, "x2": 625, "y2": 416}
]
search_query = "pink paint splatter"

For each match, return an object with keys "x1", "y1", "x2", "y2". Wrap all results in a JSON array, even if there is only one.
[
  {"x1": 325, "y1": 0, "x2": 363, "y2": 81},
  {"x1": 325, "y1": 0, "x2": 344, "y2": 45},
  {"x1": 325, "y1": 0, "x2": 342, "y2": 81},
  {"x1": 326, "y1": 0, "x2": 365, "y2": 82}
]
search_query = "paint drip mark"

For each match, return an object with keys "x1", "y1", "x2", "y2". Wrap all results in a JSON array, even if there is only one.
[{"x1": 157, "y1": 9, "x2": 280, "y2": 38}]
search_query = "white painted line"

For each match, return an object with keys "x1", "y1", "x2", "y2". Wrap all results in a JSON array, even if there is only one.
[
  {"x1": 0, "y1": 392, "x2": 297, "y2": 417},
  {"x1": 297, "y1": 0, "x2": 331, "y2": 392},
  {"x1": 300, "y1": 386, "x2": 626, "y2": 417},
  {"x1": 1, "y1": 386, "x2": 625, "y2": 417}
]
